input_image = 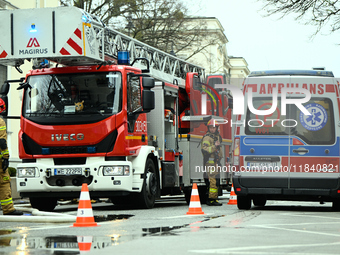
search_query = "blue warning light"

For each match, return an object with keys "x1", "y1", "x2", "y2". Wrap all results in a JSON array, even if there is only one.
[
  {"x1": 118, "y1": 51, "x2": 130, "y2": 65},
  {"x1": 30, "y1": 23, "x2": 37, "y2": 33}
]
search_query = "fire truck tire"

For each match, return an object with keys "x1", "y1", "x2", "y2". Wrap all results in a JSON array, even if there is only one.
[
  {"x1": 253, "y1": 196, "x2": 267, "y2": 207},
  {"x1": 237, "y1": 196, "x2": 251, "y2": 210},
  {"x1": 110, "y1": 196, "x2": 131, "y2": 205},
  {"x1": 136, "y1": 158, "x2": 158, "y2": 209},
  {"x1": 29, "y1": 197, "x2": 58, "y2": 212}
]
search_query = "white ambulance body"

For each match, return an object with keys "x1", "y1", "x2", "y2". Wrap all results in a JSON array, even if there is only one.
[{"x1": 232, "y1": 70, "x2": 340, "y2": 210}]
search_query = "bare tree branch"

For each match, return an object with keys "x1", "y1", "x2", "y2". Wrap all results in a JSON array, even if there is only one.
[{"x1": 259, "y1": 0, "x2": 340, "y2": 35}]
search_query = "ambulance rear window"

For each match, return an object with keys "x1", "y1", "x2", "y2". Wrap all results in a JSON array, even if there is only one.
[{"x1": 245, "y1": 97, "x2": 335, "y2": 145}]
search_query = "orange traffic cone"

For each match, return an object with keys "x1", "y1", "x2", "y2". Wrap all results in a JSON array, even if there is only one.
[
  {"x1": 186, "y1": 183, "x2": 205, "y2": 215},
  {"x1": 73, "y1": 183, "x2": 98, "y2": 227},
  {"x1": 77, "y1": 236, "x2": 92, "y2": 253},
  {"x1": 228, "y1": 183, "x2": 237, "y2": 205}
]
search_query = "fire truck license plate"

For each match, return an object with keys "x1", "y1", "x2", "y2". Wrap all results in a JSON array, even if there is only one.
[
  {"x1": 54, "y1": 168, "x2": 82, "y2": 176},
  {"x1": 53, "y1": 242, "x2": 79, "y2": 248}
]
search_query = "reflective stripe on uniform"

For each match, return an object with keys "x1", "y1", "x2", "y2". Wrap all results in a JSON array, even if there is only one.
[
  {"x1": 0, "y1": 126, "x2": 6, "y2": 131},
  {"x1": 1, "y1": 149, "x2": 8, "y2": 154},
  {"x1": 209, "y1": 188, "x2": 218, "y2": 194},
  {"x1": 3, "y1": 176, "x2": 9, "y2": 181},
  {"x1": 1, "y1": 198, "x2": 13, "y2": 206},
  {"x1": 207, "y1": 160, "x2": 215, "y2": 164},
  {"x1": 203, "y1": 141, "x2": 211, "y2": 146}
]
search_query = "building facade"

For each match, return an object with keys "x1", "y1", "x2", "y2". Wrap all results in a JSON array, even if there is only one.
[{"x1": 180, "y1": 17, "x2": 250, "y2": 85}]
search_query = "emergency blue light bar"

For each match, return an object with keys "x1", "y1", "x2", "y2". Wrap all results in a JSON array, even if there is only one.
[
  {"x1": 118, "y1": 51, "x2": 130, "y2": 65},
  {"x1": 249, "y1": 70, "x2": 334, "y2": 77}
]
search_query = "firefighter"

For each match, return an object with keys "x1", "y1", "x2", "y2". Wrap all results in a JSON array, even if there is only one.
[
  {"x1": 201, "y1": 118, "x2": 223, "y2": 206},
  {"x1": 0, "y1": 99, "x2": 23, "y2": 215}
]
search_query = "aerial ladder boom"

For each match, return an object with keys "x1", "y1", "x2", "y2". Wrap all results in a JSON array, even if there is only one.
[{"x1": 0, "y1": 6, "x2": 205, "y2": 86}]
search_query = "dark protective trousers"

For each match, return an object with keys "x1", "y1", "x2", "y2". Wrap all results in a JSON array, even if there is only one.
[
  {"x1": 0, "y1": 171, "x2": 15, "y2": 214},
  {"x1": 206, "y1": 164, "x2": 219, "y2": 200}
]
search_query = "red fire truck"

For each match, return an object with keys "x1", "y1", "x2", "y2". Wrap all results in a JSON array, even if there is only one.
[{"x1": 0, "y1": 6, "x2": 232, "y2": 210}]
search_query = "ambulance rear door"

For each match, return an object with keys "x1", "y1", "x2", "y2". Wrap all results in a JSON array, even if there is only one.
[
  {"x1": 287, "y1": 77, "x2": 340, "y2": 191},
  {"x1": 241, "y1": 76, "x2": 291, "y2": 190}
]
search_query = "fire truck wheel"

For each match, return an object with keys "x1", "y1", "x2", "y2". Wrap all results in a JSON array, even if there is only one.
[
  {"x1": 237, "y1": 196, "x2": 251, "y2": 210},
  {"x1": 253, "y1": 196, "x2": 267, "y2": 207},
  {"x1": 29, "y1": 197, "x2": 58, "y2": 212},
  {"x1": 110, "y1": 196, "x2": 131, "y2": 205},
  {"x1": 137, "y1": 158, "x2": 158, "y2": 209}
]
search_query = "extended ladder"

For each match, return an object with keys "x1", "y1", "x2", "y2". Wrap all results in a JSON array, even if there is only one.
[{"x1": 0, "y1": 6, "x2": 204, "y2": 86}]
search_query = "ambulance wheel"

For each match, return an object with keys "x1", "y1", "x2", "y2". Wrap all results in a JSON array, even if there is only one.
[
  {"x1": 253, "y1": 196, "x2": 267, "y2": 207},
  {"x1": 137, "y1": 158, "x2": 158, "y2": 209},
  {"x1": 237, "y1": 196, "x2": 251, "y2": 210},
  {"x1": 29, "y1": 197, "x2": 57, "y2": 212},
  {"x1": 332, "y1": 200, "x2": 340, "y2": 211}
]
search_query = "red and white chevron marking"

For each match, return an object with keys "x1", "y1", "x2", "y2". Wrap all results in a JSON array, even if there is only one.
[
  {"x1": 0, "y1": 45, "x2": 8, "y2": 58},
  {"x1": 59, "y1": 27, "x2": 83, "y2": 56}
]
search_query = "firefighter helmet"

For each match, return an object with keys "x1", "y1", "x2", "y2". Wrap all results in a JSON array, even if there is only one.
[
  {"x1": 0, "y1": 98, "x2": 6, "y2": 114},
  {"x1": 207, "y1": 119, "x2": 219, "y2": 127}
]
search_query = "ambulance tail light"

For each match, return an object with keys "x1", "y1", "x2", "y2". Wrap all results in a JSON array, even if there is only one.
[{"x1": 233, "y1": 137, "x2": 240, "y2": 169}]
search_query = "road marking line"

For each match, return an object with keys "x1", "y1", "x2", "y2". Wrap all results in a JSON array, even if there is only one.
[
  {"x1": 254, "y1": 222, "x2": 340, "y2": 226},
  {"x1": 188, "y1": 241, "x2": 340, "y2": 253},
  {"x1": 279, "y1": 213, "x2": 340, "y2": 220},
  {"x1": 254, "y1": 224, "x2": 340, "y2": 237}
]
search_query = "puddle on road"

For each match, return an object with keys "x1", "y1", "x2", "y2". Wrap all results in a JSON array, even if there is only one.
[
  {"x1": 94, "y1": 214, "x2": 133, "y2": 222},
  {"x1": 0, "y1": 214, "x2": 226, "y2": 253},
  {"x1": 0, "y1": 234, "x2": 120, "y2": 253},
  {"x1": 0, "y1": 214, "x2": 132, "y2": 253},
  {"x1": 143, "y1": 215, "x2": 226, "y2": 236}
]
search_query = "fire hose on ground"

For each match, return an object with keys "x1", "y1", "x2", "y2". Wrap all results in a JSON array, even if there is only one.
[{"x1": 0, "y1": 206, "x2": 77, "y2": 223}]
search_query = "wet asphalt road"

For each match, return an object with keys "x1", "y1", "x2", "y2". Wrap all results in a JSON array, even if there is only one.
[{"x1": 1, "y1": 193, "x2": 340, "y2": 255}]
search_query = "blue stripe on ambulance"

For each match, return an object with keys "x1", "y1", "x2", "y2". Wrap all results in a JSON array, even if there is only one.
[{"x1": 240, "y1": 136, "x2": 339, "y2": 157}]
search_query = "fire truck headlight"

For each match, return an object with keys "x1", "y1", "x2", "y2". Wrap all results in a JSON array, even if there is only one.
[
  {"x1": 17, "y1": 167, "x2": 36, "y2": 177},
  {"x1": 102, "y1": 166, "x2": 125, "y2": 176}
]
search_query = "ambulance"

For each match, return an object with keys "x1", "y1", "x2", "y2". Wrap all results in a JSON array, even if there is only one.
[{"x1": 232, "y1": 70, "x2": 340, "y2": 210}]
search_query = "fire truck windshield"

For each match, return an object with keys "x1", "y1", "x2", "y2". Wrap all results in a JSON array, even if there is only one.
[{"x1": 22, "y1": 72, "x2": 122, "y2": 124}]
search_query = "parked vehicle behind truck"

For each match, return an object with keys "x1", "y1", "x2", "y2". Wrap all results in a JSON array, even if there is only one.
[{"x1": 232, "y1": 70, "x2": 340, "y2": 210}]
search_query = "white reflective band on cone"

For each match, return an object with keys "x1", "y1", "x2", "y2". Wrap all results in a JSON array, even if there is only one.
[
  {"x1": 188, "y1": 201, "x2": 201, "y2": 208},
  {"x1": 191, "y1": 189, "x2": 199, "y2": 196},
  {"x1": 77, "y1": 236, "x2": 93, "y2": 243},
  {"x1": 79, "y1": 192, "x2": 90, "y2": 200},
  {"x1": 77, "y1": 208, "x2": 94, "y2": 217}
]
